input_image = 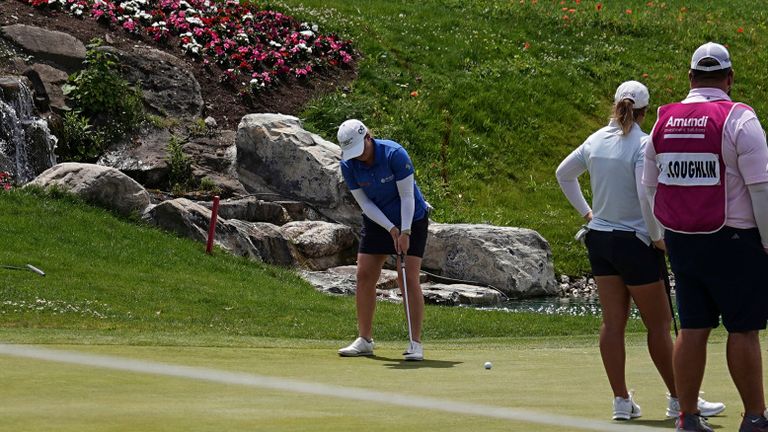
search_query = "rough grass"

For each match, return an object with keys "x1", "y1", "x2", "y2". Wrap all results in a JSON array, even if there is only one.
[
  {"x1": 1, "y1": 188, "x2": 631, "y2": 342},
  {"x1": 271, "y1": 0, "x2": 768, "y2": 275}
]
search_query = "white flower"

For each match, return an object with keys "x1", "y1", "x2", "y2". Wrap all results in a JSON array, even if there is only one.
[
  {"x1": 186, "y1": 16, "x2": 204, "y2": 26},
  {"x1": 300, "y1": 30, "x2": 314, "y2": 38},
  {"x1": 269, "y1": 40, "x2": 282, "y2": 47}
]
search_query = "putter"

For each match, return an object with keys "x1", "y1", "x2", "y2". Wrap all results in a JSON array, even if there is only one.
[
  {"x1": 399, "y1": 253, "x2": 415, "y2": 350},
  {"x1": 657, "y1": 250, "x2": 678, "y2": 336},
  {"x1": 0, "y1": 264, "x2": 45, "y2": 277}
]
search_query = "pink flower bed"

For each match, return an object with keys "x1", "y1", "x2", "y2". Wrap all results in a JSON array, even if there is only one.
[{"x1": 21, "y1": 0, "x2": 354, "y2": 97}]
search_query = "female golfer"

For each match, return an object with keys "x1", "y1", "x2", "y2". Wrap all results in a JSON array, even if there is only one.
[
  {"x1": 555, "y1": 81, "x2": 724, "y2": 420},
  {"x1": 336, "y1": 119, "x2": 429, "y2": 361}
]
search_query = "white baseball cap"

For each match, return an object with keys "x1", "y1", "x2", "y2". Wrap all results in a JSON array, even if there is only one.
[
  {"x1": 337, "y1": 119, "x2": 368, "y2": 161},
  {"x1": 690, "y1": 42, "x2": 731, "y2": 71},
  {"x1": 614, "y1": 80, "x2": 649, "y2": 109}
]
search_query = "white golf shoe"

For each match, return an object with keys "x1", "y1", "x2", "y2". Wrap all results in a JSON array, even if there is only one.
[
  {"x1": 338, "y1": 337, "x2": 374, "y2": 357},
  {"x1": 666, "y1": 394, "x2": 726, "y2": 418},
  {"x1": 403, "y1": 341, "x2": 423, "y2": 361},
  {"x1": 612, "y1": 393, "x2": 642, "y2": 420}
]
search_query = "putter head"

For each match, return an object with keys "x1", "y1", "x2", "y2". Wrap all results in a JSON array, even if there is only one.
[
  {"x1": 26, "y1": 264, "x2": 45, "y2": 277},
  {"x1": 574, "y1": 225, "x2": 589, "y2": 245}
]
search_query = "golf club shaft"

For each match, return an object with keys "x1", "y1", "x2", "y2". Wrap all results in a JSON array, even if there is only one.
[
  {"x1": 399, "y1": 253, "x2": 414, "y2": 345},
  {"x1": 658, "y1": 250, "x2": 678, "y2": 337},
  {"x1": 0, "y1": 264, "x2": 45, "y2": 276}
]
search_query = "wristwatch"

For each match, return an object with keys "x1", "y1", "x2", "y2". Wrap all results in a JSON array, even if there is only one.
[{"x1": 401, "y1": 229, "x2": 412, "y2": 236}]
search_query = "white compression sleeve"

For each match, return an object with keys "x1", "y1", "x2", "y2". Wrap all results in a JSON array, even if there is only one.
[
  {"x1": 555, "y1": 152, "x2": 591, "y2": 217},
  {"x1": 637, "y1": 166, "x2": 663, "y2": 242},
  {"x1": 747, "y1": 182, "x2": 768, "y2": 249},
  {"x1": 396, "y1": 174, "x2": 415, "y2": 231},
  {"x1": 350, "y1": 188, "x2": 395, "y2": 232}
]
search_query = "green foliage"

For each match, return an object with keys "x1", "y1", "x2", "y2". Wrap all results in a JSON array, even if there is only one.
[
  {"x1": 186, "y1": 117, "x2": 209, "y2": 138},
  {"x1": 58, "y1": 38, "x2": 145, "y2": 161},
  {"x1": 275, "y1": 0, "x2": 768, "y2": 275},
  {"x1": 199, "y1": 177, "x2": 222, "y2": 196},
  {"x1": 166, "y1": 134, "x2": 195, "y2": 193},
  {"x1": 56, "y1": 111, "x2": 106, "y2": 162}
]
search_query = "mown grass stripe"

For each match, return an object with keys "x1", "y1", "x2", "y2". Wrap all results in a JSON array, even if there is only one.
[{"x1": 0, "y1": 344, "x2": 658, "y2": 432}]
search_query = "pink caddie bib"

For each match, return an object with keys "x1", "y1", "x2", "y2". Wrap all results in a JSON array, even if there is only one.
[{"x1": 651, "y1": 100, "x2": 750, "y2": 233}]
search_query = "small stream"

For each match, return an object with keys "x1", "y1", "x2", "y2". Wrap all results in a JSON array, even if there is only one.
[{"x1": 475, "y1": 295, "x2": 674, "y2": 319}]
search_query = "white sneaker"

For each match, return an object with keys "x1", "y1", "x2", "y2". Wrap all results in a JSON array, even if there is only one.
[
  {"x1": 338, "y1": 337, "x2": 374, "y2": 357},
  {"x1": 612, "y1": 393, "x2": 642, "y2": 420},
  {"x1": 666, "y1": 394, "x2": 726, "y2": 418},
  {"x1": 403, "y1": 341, "x2": 423, "y2": 361}
]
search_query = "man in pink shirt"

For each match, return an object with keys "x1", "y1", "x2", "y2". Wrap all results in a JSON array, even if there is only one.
[{"x1": 643, "y1": 42, "x2": 768, "y2": 432}]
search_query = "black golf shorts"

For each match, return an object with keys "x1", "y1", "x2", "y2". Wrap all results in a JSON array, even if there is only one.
[
  {"x1": 358, "y1": 216, "x2": 429, "y2": 257},
  {"x1": 585, "y1": 229, "x2": 661, "y2": 286},
  {"x1": 665, "y1": 227, "x2": 768, "y2": 332}
]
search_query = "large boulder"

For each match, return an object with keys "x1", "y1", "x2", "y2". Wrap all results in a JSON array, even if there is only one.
[
  {"x1": 423, "y1": 223, "x2": 557, "y2": 298},
  {"x1": 236, "y1": 114, "x2": 360, "y2": 229},
  {"x1": 22, "y1": 63, "x2": 69, "y2": 112},
  {"x1": 98, "y1": 45, "x2": 203, "y2": 118},
  {"x1": 279, "y1": 220, "x2": 357, "y2": 270},
  {"x1": 26, "y1": 163, "x2": 150, "y2": 217},
  {"x1": 0, "y1": 24, "x2": 86, "y2": 72}
]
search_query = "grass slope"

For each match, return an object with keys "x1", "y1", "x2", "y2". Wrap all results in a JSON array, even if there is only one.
[
  {"x1": 272, "y1": 0, "x2": 768, "y2": 274},
  {"x1": 1, "y1": 188, "x2": 632, "y2": 341}
]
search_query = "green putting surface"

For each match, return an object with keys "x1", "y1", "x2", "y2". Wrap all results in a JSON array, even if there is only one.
[{"x1": 0, "y1": 335, "x2": 751, "y2": 432}]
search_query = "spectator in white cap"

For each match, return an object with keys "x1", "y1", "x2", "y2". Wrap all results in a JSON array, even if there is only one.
[
  {"x1": 643, "y1": 42, "x2": 768, "y2": 432},
  {"x1": 336, "y1": 119, "x2": 430, "y2": 361},
  {"x1": 556, "y1": 80, "x2": 725, "y2": 422}
]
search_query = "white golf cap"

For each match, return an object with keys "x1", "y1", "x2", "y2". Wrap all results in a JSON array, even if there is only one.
[
  {"x1": 690, "y1": 42, "x2": 732, "y2": 71},
  {"x1": 337, "y1": 119, "x2": 367, "y2": 161},
  {"x1": 614, "y1": 80, "x2": 649, "y2": 109}
]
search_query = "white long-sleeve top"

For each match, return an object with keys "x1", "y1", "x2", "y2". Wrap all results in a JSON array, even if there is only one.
[{"x1": 556, "y1": 120, "x2": 663, "y2": 244}]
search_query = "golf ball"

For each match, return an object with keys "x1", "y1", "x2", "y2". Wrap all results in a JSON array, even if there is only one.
[{"x1": 484, "y1": 361, "x2": 492, "y2": 370}]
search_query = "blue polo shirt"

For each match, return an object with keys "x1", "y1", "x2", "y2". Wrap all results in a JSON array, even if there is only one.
[{"x1": 340, "y1": 138, "x2": 428, "y2": 227}]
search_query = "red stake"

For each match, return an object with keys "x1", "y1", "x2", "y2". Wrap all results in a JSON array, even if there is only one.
[{"x1": 205, "y1": 196, "x2": 220, "y2": 254}]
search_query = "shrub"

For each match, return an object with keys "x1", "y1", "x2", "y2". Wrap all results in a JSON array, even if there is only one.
[
  {"x1": 56, "y1": 111, "x2": 106, "y2": 162},
  {"x1": 166, "y1": 135, "x2": 195, "y2": 193},
  {"x1": 199, "y1": 177, "x2": 222, "y2": 196},
  {"x1": 68, "y1": 39, "x2": 144, "y2": 137}
]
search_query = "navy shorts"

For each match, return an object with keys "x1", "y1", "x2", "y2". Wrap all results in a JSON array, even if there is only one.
[
  {"x1": 585, "y1": 229, "x2": 661, "y2": 286},
  {"x1": 665, "y1": 227, "x2": 768, "y2": 332},
  {"x1": 358, "y1": 216, "x2": 429, "y2": 257}
]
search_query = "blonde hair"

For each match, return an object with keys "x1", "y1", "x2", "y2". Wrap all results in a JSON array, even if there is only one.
[{"x1": 612, "y1": 99, "x2": 647, "y2": 135}]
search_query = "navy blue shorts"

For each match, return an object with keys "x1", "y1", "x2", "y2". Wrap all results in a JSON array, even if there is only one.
[
  {"x1": 665, "y1": 227, "x2": 768, "y2": 332},
  {"x1": 585, "y1": 229, "x2": 661, "y2": 286},
  {"x1": 358, "y1": 216, "x2": 429, "y2": 257}
]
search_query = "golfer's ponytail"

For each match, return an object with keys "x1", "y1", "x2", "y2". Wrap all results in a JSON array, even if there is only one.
[
  {"x1": 612, "y1": 99, "x2": 647, "y2": 135},
  {"x1": 612, "y1": 99, "x2": 635, "y2": 135}
]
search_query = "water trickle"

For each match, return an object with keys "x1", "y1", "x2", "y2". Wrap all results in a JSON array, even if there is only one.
[{"x1": 0, "y1": 77, "x2": 57, "y2": 183}]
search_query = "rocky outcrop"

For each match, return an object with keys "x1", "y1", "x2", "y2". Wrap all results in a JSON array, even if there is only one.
[
  {"x1": 236, "y1": 113, "x2": 360, "y2": 229},
  {"x1": 27, "y1": 162, "x2": 150, "y2": 217},
  {"x1": 22, "y1": 63, "x2": 69, "y2": 112},
  {"x1": 97, "y1": 45, "x2": 203, "y2": 118},
  {"x1": 142, "y1": 198, "x2": 355, "y2": 269},
  {"x1": 300, "y1": 265, "x2": 504, "y2": 306},
  {"x1": 0, "y1": 24, "x2": 86, "y2": 72},
  {"x1": 279, "y1": 221, "x2": 357, "y2": 270},
  {"x1": 423, "y1": 223, "x2": 557, "y2": 298}
]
